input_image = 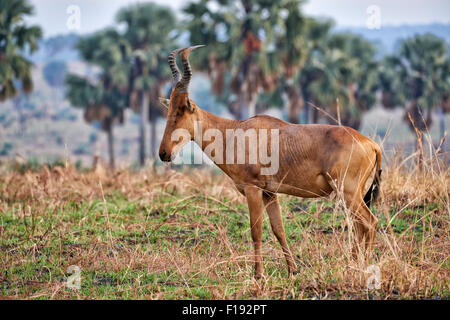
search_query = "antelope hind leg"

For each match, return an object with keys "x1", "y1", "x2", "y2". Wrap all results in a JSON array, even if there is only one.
[{"x1": 244, "y1": 186, "x2": 264, "y2": 279}]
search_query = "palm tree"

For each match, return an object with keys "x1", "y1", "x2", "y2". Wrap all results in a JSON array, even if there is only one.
[
  {"x1": 381, "y1": 34, "x2": 449, "y2": 152},
  {"x1": 0, "y1": 0, "x2": 42, "y2": 133},
  {"x1": 65, "y1": 29, "x2": 129, "y2": 169},
  {"x1": 270, "y1": 2, "x2": 307, "y2": 124},
  {"x1": 438, "y1": 57, "x2": 450, "y2": 155},
  {"x1": 342, "y1": 34, "x2": 379, "y2": 129},
  {"x1": 378, "y1": 55, "x2": 407, "y2": 111},
  {"x1": 116, "y1": 3, "x2": 175, "y2": 164},
  {"x1": 399, "y1": 34, "x2": 449, "y2": 134},
  {"x1": 299, "y1": 32, "x2": 379, "y2": 129},
  {"x1": 283, "y1": 16, "x2": 333, "y2": 123},
  {"x1": 184, "y1": 0, "x2": 287, "y2": 120},
  {"x1": 270, "y1": 5, "x2": 337, "y2": 124},
  {"x1": 0, "y1": 0, "x2": 42, "y2": 101}
]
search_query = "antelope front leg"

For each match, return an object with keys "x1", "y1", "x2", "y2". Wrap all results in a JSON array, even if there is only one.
[
  {"x1": 263, "y1": 192, "x2": 298, "y2": 275},
  {"x1": 244, "y1": 186, "x2": 264, "y2": 279}
]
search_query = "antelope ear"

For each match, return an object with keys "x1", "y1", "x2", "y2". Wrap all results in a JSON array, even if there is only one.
[
  {"x1": 158, "y1": 97, "x2": 170, "y2": 109},
  {"x1": 186, "y1": 97, "x2": 195, "y2": 113}
]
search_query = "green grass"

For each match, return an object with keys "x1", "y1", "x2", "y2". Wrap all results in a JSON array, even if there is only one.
[{"x1": 0, "y1": 166, "x2": 448, "y2": 299}]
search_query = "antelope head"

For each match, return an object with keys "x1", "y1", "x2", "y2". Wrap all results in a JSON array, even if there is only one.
[{"x1": 159, "y1": 45, "x2": 204, "y2": 162}]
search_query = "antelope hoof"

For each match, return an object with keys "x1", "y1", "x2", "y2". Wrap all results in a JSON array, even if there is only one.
[{"x1": 289, "y1": 269, "x2": 298, "y2": 276}]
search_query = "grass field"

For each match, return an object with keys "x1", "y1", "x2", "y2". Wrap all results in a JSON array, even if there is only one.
[{"x1": 0, "y1": 154, "x2": 448, "y2": 300}]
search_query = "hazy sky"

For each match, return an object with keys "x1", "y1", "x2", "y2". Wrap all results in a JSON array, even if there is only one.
[{"x1": 27, "y1": 0, "x2": 450, "y2": 37}]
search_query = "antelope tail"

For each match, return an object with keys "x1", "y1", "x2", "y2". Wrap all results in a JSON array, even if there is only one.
[{"x1": 363, "y1": 148, "x2": 382, "y2": 207}]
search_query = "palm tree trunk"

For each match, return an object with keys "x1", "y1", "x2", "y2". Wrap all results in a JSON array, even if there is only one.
[
  {"x1": 312, "y1": 104, "x2": 320, "y2": 123},
  {"x1": 139, "y1": 91, "x2": 149, "y2": 166},
  {"x1": 301, "y1": 87, "x2": 310, "y2": 124},
  {"x1": 239, "y1": 90, "x2": 248, "y2": 120},
  {"x1": 438, "y1": 105, "x2": 445, "y2": 143},
  {"x1": 288, "y1": 104, "x2": 299, "y2": 124},
  {"x1": 437, "y1": 105, "x2": 447, "y2": 163},
  {"x1": 287, "y1": 85, "x2": 303, "y2": 124},
  {"x1": 107, "y1": 123, "x2": 115, "y2": 170},
  {"x1": 248, "y1": 94, "x2": 257, "y2": 118},
  {"x1": 303, "y1": 103, "x2": 310, "y2": 124},
  {"x1": 149, "y1": 114, "x2": 157, "y2": 159}
]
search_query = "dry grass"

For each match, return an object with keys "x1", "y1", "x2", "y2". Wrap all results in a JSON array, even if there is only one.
[{"x1": 0, "y1": 153, "x2": 448, "y2": 300}]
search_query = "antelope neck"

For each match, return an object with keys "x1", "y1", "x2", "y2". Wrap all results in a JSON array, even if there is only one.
[{"x1": 195, "y1": 107, "x2": 240, "y2": 151}]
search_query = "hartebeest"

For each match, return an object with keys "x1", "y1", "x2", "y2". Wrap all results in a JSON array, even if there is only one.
[{"x1": 159, "y1": 46, "x2": 382, "y2": 278}]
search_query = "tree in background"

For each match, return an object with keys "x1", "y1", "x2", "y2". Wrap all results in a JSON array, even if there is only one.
[
  {"x1": 378, "y1": 55, "x2": 407, "y2": 111},
  {"x1": 116, "y1": 3, "x2": 175, "y2": 164},
  {"x1": 0, "y1": 0, "x2": 42, "y2": 133},
  {"x1": 0, "y1": 0, "x2": 42, "y2": 101},
  {"x1": 183, "y1": 0, "x2": 380, "y2": 128},
  {"x1": 439, "y1": 57, "x2": 450, "y2": 153},
  {"x1": 281, "y1": 16, "x2": 333, "y2": 123},
  {"x1": 184, "y1": 0, "x2": 285, "y2": 120},
  {"x1": 299, "y1": 32, "x2": 379, "y2": 129},
  {"x1": 380, "y1": 34, "x2": 450, "y2": 151},
  {"x1": 400, "y1": 34, "x2": 449, "y2": 136},
  {"x1": 66, "y1": 29, "x2": 129, "y2": 169}
]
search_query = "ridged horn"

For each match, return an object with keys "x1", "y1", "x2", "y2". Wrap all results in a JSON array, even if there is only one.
[
  {"x1": 169, "y1": 45, "x2": 205, "y2": 92},
  {"x1": 168, "y1": 48, "x2": 184, "y2": 84}
]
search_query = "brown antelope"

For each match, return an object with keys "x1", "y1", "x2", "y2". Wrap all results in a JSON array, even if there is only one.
[{"x1": 159, "y1": 46, "x2": 382, "y2": 278}]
